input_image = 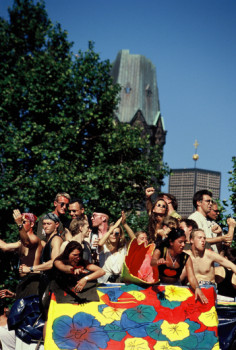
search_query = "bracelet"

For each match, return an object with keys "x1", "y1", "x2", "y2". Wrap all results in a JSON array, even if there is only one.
[
  {"x1": 30, "y1": 266, "x2": 34, "y2": 272},
  {"x1": 84, "y1": 276, "x2": 89, "y2": 281},
  {"x1": 196, "y1": 286, "x2": 200, "y2": 289}
]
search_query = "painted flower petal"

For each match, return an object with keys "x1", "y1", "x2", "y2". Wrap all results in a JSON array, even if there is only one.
[
  {"x1": 146, "y1": 320, "x2": 168, "y2": 341},
  {"x1": 102, "y1": 306, "x2": 126, "y2": 321},
  {"x1": 198, "y1": 307, "x2": 219, "y2": 327},
  {"x1": 121, "y1": 312, "x2": 147, "y2": 337},
  {"x1": 153, "y1": 341, "x2": 182, "y2": 350},
  {"x1": 52, "y1": 313, "x2": 109, "y2": 350},
  {"x1": 126, "y1": 304, "x2": 157, "y2": 323},
  {"x1": 161, "y1": 320, "x2": 190, "y2": 341},
  {"x1": 104, "y1": 321, "x2": 126, "y2": 341},
  {"x1": 165, "y1": 286, "x2": 192, "y2": 302},
  {"x1": 73, "y1": 312, "x2": 100, "y2": 328},
  {"x1": 124, "y1": 337, "x2": 150, "y2": 349}
]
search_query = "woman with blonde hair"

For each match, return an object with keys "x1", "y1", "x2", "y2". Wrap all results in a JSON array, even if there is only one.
[{"x1": 97, "y1": 216, "x2": 128, "y2": 283}]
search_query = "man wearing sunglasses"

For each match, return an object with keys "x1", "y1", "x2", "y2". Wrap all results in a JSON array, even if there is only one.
[
  {"x1": 37, "y1": 192, "x2": 71, "y2": 241},
  {"x1": 189, "y1": 190, "x2": 233, "y2": 252}
]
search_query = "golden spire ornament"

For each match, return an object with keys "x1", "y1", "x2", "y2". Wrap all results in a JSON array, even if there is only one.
[{"x1": 192, "y1": 139, "x2": 199, "y2": 166}]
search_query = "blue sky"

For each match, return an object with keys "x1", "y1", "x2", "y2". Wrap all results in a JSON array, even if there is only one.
[{"x1": 1, "y1": 0, "x2": 236, "y2": 212}]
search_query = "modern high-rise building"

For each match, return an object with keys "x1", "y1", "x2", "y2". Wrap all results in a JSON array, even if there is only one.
[{"x1": 168, "y1": 168, "x2": 221, "y2": 217}]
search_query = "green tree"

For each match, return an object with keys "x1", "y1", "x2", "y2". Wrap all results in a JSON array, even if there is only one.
[
  {"x1": 228, "y1": 156, "x2": 236, "y2": 215},
  {"x1": 0, "y1": 0, "x2": 168, "y2": 288}
]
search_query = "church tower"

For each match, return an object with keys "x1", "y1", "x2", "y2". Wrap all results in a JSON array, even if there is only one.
[{"x1": 111, "y1": 50, "x2": 166, "y2": 147}]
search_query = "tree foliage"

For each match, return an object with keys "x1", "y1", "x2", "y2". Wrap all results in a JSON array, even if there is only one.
[
  {"x1": 0, "y1": 0, "x2": 168, "y2": 288},
  {"x1": 228, "y1": 156, "x2": 236, "y2": 215}
]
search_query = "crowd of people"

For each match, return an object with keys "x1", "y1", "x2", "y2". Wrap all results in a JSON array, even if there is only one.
[{"x1": 0, "y1": 189, "x2": 235, "y2": 349}]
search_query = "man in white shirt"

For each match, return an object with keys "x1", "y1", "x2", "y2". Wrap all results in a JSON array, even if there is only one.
[{"x1": 188, "y1": 190, "x2": 232, "y2": 252}]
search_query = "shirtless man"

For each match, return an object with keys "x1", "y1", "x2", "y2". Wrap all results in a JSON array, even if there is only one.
[
  {"x1": 20, "y1": 213, "x2": 63, "y2": 275},
  {"x1": 185, "y1": 229, "x2": 236, "y2": 287},
  {"x1": 0, "y1": 210, "x2": 42, "y2": 277}
]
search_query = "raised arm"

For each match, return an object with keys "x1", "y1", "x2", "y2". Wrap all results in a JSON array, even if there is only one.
[
  {"x1": 207, "y1": 218, "x2": 235, "y2": 246},
  {"x1": 0, "y1": 239, "x2": 21, "y2": 252},
  {"x1": 13, "y1": 209, "x2": 31, "y2": 246},
  {"x1": 98, "y1": 216, "x2": 123, "y2": 247},
  {"x1": 212, "y1": 250, "x2": 236, "y2": 274},
  {"x1": 121, "y1": 211, "x2": 135, "y2": 240},
  {"x1": 145, "y1": 187, "x2": 155, "y2": 216}
]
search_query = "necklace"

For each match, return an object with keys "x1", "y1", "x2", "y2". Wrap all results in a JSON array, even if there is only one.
[{"x1": 168, "y1": 250, "x2": 177, "y2": 267}]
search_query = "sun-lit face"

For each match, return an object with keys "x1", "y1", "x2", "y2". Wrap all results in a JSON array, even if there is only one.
[
  {"x1": 170, "y1": 236, "x2": 186, "y2": 254},
  {"x1": 54, "y1": 196, "x2": 69, "y2": 216},
  {"x1": 68, "y1": 249, "x2": 81, "y2": 266},
  {"x1": 91, "y1": 212, "x2": 107, "y2": 227},
  {"x1": 80, "y1": 223, "x2": 91, "y2": 239},
  {"x1": 153, "y1": 199, "x2": 167, "y2": 214},
  {"x1": 137, "y1": 233, "x2": 148, "y2": 246},
  {"x1": 42, "y1": 219, "x2": 58, "y2": 235},
  {"x1": 191, "y1": 230, "x2": 206, "y2": 251},
  {"x1": 69, "y1": 202, "x2": 84, "y2": 219},
  {"x1": 22, "y1": 215, "x2": 33, "y2": 232},
  {"x1": 109, "y1": 227, "x2": 120, "y2": 243},
  {"x1": 208, "y1": 204, "x2": 219, "y2": 221},
  {"x1": 198, "y1": 195, "x2": 212, "y2": 215},
  {"x1": 153, "y1": 200, "x2": 167, "y2": 214}
]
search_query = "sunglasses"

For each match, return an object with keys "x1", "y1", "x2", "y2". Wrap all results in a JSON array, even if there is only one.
[
  {"x1": 58, "y1": 202, "x2": 69, "y2": 208},
  {"x1": 111, "y1": 231, "x2": 120, "y2": 236},
  {"x1": 156, "y1": 203, "x2": 167, "y2": 209}
]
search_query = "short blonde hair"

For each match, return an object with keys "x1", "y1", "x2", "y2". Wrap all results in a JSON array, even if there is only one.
[
  {"x1": 54, "y1": 192, "x2": 71, "y2": 202},
  {"x1": 69, "y1": 218, "x2": 88, "y2": 237}
]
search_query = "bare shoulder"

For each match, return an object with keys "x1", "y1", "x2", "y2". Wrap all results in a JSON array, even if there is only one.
[
  {"x1": 184, "y1": 249, "x2": 191, "y2": 256},
  {"x1": 52, "y1": 235, "x2": 63, "y2": 246},
  {"x1": 27, "y1": 233, "x2": 41, "y2": 245},
  {"x1": 205, "y1": 249, "x2": 218, "y2": 259}
]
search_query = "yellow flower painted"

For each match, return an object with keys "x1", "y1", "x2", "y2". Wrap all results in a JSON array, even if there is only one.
[
  {"x1": 164, "y1": 285, "x2": 192, "y2": 302},
  {"x1": 198, "y1": 306, "x2": 218, "y2": 327},
  {"x1": 124, "y1": 338, "x2": 150, "y2": 350},
  {"x1": 128, "y1": 291, "x2": 146, "y2": 301},
  {"x1": 154, "y1": 341, "x2": 182, "y2": 350},
  {"x1": 102, "y1": 306, "x2": 126, "y2": 321},
  {"x1": 161, "y1": 320, "x2": 190, "y2": 341},
  {"x1": 211, "y1": 342, "x2": 220, "y2": 350}
]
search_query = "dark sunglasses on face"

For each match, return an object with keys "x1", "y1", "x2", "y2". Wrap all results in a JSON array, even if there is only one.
[
  {"x1": 156, "y1": 203, "x2": 167, "y2": 209},
  {"x1": 58, "y1": 202, "x2": 69, "y2": 208},
  {"x1": 111, "y1": 231, "x2": 120, "y2": 236},
  {"x1": 69, "y1": 210, "x2": 77, "y2": 213}
]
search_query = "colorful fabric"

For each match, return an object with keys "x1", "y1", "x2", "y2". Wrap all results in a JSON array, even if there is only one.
[
  {"x1": 22, "y1": 213, "x2": 37, "y2": 223},
  {"x1": 45, "y1": 284, "x2": 219, "y2": 350},
  {"x1": 121, "y1": 238, "x2": 159, "y2": 285}
]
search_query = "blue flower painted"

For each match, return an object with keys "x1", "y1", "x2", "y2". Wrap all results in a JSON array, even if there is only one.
[{"x1": 52, "y1": 312, "x2": 109, "y2": 350}]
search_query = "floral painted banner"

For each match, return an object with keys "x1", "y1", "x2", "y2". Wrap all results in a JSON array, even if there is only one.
[{"x1": 45, "y1": 284, "x2": 219, "y2": 350}]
